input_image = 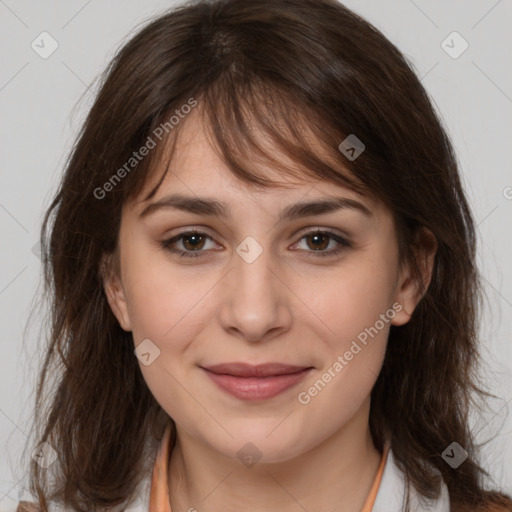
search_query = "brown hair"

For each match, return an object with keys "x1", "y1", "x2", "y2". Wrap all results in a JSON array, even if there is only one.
[{"x1": 25, "y1": 0, "x2": 511, "y2": 510}]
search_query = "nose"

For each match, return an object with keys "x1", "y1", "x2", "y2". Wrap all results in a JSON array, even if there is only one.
[{"x1": 218, "y1": 242, "x2": 293, "y2": 343}]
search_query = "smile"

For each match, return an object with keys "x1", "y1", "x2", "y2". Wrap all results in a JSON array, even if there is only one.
[{"x1": 201, "y1": 363, "x2": 313, "y2": 401}]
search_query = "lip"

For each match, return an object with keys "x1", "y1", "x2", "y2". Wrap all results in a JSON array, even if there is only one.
[{"x1": 201, "y1": 363, "x2": 313, "y2": 401}]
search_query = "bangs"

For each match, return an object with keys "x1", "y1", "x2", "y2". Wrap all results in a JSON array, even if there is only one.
[{"x1": 139, "y1": 76, "x2": 372, "y2": 202}]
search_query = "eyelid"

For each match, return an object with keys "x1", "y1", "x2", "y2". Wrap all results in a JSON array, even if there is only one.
[
  {"x1": 294, "y1": 225, "x2": 351, "y2": 240},
  {"x1": 161, "y1": 229, "x2": 220, "y2": 252}
]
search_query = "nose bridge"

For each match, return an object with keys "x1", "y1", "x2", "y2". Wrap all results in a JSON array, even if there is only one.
[
  {"x1": 235, "y1": 238, "x2": 275, "y2": 292},
  {"x1": 232, "y1": 235, "x2": 280, "y2": 305},
  {"x1": 219, "y1": 235, "x2": 292, "y2": 341}
]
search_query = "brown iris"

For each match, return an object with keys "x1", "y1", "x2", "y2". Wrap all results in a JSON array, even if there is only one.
[
  {"x1": 182, "y1": 233, "x2": 206, "y2": 251},
  {"x1": 305, "y1": 232, "x2": 330, "y2": 251}
]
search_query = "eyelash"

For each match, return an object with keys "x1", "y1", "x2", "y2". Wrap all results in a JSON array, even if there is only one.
[{"x1": 161, "y1": 229, "x2": 351, "y2": 259}]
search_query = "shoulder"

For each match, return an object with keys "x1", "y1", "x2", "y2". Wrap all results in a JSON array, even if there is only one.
[
  {"x1": 373, "y1": 445, "x2": 450, "y2": 512},
  {"x1": 374, "y1": 446, "x2": 512, "y2": 512},
  {"x1": 14, "y1": 470, "x2": 152, "y2": 512}
]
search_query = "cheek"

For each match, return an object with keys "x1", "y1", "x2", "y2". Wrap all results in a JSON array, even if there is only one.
[
  {"x1": 295, "y1": 266, "x2": 394, "y2": 426},
  {"x1": 305, "y1": 250, "x2": 399, "y2": 348},
  {"x1": 122, "y1": 242, "x2": 217, "y2": 343},
  {"x1": 122, "y1": 252, "x2": 217, "y2": 421},
  {"x1": 294, "y1": 248, "x2": 397, "y2": 409}
]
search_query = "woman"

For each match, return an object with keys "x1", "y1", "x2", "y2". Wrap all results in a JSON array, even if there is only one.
[{"x1": 19, "y1": 0, "x2": 512, "y2": 510}]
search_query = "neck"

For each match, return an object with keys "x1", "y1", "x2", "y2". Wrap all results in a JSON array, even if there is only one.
[{"x1": 167, "y1": 398, "x2": 382, "y2": 512}]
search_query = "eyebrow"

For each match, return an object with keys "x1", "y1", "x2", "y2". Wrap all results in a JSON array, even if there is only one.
[{"x1": 139, "y1": 193, "x2": 373, "y2": 221}]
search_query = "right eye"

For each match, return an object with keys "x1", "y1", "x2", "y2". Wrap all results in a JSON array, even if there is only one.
[{"x1": 161, "y1": 230, "x2": 218, "y2": 258}]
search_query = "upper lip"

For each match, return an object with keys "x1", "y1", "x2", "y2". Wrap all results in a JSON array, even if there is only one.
[{"x1": 201, "y1": 363, "x2": 311, "y2": 378}]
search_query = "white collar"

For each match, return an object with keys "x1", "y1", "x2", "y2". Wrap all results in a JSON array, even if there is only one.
[
  {"x1": 122, "y1": 445, "x2": 450, "y2": 512},
  {"x1": 373, "y1": 447, "x2": 451, "y2": 512}
]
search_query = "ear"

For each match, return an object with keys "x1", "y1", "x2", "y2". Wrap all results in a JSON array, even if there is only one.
[
  {"x1": 391, "y1": 227, "x2": 438, "y2": 327},
  {"x1": 101, "y1": 253, "x2": 132, "y2": 332}
]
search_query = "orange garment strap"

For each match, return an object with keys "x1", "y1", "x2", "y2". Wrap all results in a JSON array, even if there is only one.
[
  {"x1": 148, "y1": 421, "x2": 173, "y2": 512},
  {"x1": 360, "y1": 442, "x2": 391, "y2": 512},
  {"x1": 148, "y1": 422, "x2": 390, "y2": 512}
]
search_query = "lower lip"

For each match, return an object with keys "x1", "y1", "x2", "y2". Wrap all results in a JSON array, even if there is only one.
[{"x1": 202, "y1": 368, "x2": 312, "y2": 401}]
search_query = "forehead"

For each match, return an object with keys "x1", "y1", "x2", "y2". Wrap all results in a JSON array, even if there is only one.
[{"x1": 131, "y1": 107, "x2": 374, "y2": 211}]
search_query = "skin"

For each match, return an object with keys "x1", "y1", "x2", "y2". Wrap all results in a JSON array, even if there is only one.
[{"x1": 104, "y1": 112, "x2": 436, "y2": 512}]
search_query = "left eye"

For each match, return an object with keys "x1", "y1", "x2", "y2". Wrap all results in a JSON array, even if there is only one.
[
  {"x1": 161, "y1": 229, "x2": 351, "y2": 259},
  {"x1": 292, "y1": 230, "x2": 351, "y2": 257}
]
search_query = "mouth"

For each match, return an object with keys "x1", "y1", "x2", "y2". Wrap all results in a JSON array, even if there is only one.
[{"x1": 200, "y1": 363, "x2": 313, "y2": 401}]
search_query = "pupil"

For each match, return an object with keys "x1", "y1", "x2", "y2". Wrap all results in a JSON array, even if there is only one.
[
  {"x1": 185, "y1": 234, "x2": 203, "y2": 250},
  {"x1": 310, "y1": 233, "x2": 328, "y2": 250}
]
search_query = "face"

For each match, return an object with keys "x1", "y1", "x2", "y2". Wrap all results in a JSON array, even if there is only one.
[{"x1": 104, "y1": 113, "x2": 427, "y2": 464}]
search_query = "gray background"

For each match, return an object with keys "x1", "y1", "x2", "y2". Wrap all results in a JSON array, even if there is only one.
[{"x1": 1, "y1": 0, "x2": 511, "y2": 509}]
